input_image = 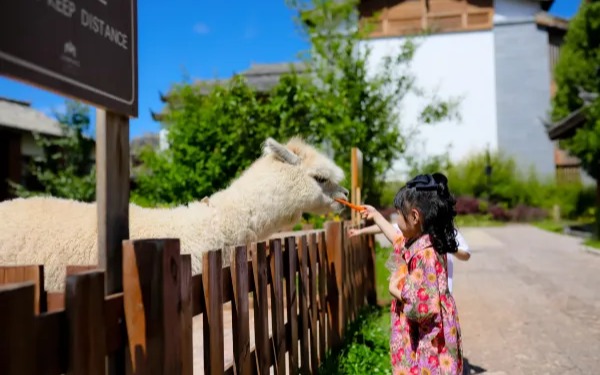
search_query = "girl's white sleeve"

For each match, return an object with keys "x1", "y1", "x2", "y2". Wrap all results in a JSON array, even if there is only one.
[{"x1": 455, "y1": 230, "x2": 470, "y2": 253}]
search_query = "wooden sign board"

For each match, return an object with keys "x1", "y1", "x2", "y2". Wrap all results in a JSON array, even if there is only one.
[{"x1": 0, "y1": 0, "x2": 138, "y2": 117}]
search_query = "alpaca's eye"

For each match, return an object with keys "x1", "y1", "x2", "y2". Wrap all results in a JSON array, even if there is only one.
[{"x1": 313, "y1": 176, "x2": 327, "y2": 184}]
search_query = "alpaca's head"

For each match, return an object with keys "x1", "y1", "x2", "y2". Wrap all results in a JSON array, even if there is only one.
[{"x1": 262, "y1": 137, "x2": 349, "y2": 215}]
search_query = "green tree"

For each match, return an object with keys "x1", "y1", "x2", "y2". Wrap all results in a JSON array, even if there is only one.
[
  {"x1": 135, "y1": 0, "x2": 459, "y2": 207},
  {"x1": 132, "y1": 78, "x2": 273, "y2": 205},
  {"x1": 133, "y1": 72, "x2": 326, "y2": 206},
  {"x1": 286, "y1": 0, "x2": 460, "y2": 205},
  {"x1": 10, "y1": 100, "x2": 96, "y2": 202},
  {"x1": 551, "y1": 0, "x2": 600, "y2": 235}
]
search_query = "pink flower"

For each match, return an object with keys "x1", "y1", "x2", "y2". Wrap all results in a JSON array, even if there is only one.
[
  {"x1": 417, "y1": 288, "x2": 429, "y2": 301},
  {"x1": 439, "y1": 353, "x2": 453, "y2": 372},
  {"x1": 418, "y1": 303, "x2": 429, "y2": 314},
  {"x1": 428, "y1": 355, "x2": 439, "y2": 367}
]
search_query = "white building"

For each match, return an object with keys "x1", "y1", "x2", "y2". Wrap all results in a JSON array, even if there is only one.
[{"x1": 359, "y1": 0, "x2": 558, "y2": 179}]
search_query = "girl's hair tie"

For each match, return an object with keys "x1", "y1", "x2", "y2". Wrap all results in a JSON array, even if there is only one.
[{"x1": 406, "y1": 174, "x2": 438, "y2": 191}]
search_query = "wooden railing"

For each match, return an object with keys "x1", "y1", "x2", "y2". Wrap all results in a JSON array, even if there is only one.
[{"x1": 0, "y1": 221, "x2": 376, "y2": 375}]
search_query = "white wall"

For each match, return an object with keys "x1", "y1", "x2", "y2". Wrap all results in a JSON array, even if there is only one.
[
  {"x1": 159, "y1": 128, "x2": 169, "y2": 151},
  {"x1": 21, "y1": 133, "x2": 43, "y2": 157},
  {"x1": 361, "y1": 31, "x2": 498, "y2": 179}
]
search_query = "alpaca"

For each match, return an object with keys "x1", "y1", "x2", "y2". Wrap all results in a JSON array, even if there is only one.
[{"x1": 0, "y1": 137, "x2": 349, "y2": 292}]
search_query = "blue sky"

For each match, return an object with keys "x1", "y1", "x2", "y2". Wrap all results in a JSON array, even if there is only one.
[{"x1": 0, "y1": 0, "x2": 309, "y2": 138}]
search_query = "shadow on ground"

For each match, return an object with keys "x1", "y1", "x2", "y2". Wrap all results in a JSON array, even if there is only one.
[{"x1": 463, "y1": 357, "x2": 487, "y2": 374}]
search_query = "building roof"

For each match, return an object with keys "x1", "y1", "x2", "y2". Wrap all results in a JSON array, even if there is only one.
[
  {"x1": 151, "y1": 61, "x2": 309, "y2": 122},
  {"x1": 193, "y1": 62, "x2": 309, "y2": 94},
  {"x1": 535, "y1": 0, "x2": 583, "y2": 30},
  {"x1": 547, "y1": 106, "x2": 587, "y2": 140},
  {"x1": 130, "y1": 132, "x2": 160, "y2": 153},
  {"x1": 0, "y1": 97, "x2": 62, "y2": 136}
]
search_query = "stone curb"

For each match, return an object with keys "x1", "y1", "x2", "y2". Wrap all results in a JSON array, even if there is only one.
[{"x1": 581, "y1": 245, "x2": 600, "y2": 256}]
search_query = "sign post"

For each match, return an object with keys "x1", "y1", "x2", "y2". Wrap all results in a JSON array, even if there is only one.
[
  {"x1": 350, "y1": 148, "x2": 363, "y2": 226},
  {"x1": 1, "y1": 1, "x2": 138, "y2": 373}
]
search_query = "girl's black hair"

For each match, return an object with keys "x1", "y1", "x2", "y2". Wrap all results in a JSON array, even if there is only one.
[{"x1": 393, "y1": 173, "x2": 458, "y2": 254}]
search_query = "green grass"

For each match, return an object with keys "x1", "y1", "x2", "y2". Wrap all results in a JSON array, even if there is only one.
[
  {"x1": 584, "y1": 238, "x2": 600, "y2": 250},
  {"x1": 317, "y1": 243, "x2": 394, "y2": 374},
  {"x1": 318, "y1": 305, "x2": 392, "y2": 375},
  {"x1": 375, "y1": 243, "x2": 393, "y2": 305},
  {"x1": 532, "y1": 219, "x2": 594, "y2": 234},
  {"x1": 532, "y1": 220, "x2": 567, "y2": 233},
  {"x1": 455, "y1": 214, "x2": 506, "y2": 228}
]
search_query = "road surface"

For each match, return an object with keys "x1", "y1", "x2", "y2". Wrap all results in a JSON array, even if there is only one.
[{"x1": 452, "y1": 225, "x2": 600, "y2": 375}]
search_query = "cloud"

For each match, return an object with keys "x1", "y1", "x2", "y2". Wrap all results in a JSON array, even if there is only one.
[{"x1": 193, "y1": 22, "x2": 210, "y2": 35}]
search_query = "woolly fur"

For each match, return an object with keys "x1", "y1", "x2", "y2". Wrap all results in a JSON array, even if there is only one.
[{"x1": 0, "y1": 137, "x2": 348, "y2": 292}]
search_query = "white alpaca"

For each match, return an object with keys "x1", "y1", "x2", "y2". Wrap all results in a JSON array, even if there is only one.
[{"x1": 0, "y1": 137, "x2": 349, "y2": 292}]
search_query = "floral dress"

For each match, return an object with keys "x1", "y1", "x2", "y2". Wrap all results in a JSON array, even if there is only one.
[{"x1": 387, "y1": 234, "x2": 463, "y2": 375}]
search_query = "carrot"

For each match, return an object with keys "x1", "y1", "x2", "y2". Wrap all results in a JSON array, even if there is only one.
[{"x1": 334, "y1": 198, "x2": 366, "y2": 212}]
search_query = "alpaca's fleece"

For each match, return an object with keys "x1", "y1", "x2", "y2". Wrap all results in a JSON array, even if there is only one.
[{"x1": 0, "y1": 137, "x2": 349, "y2": 292}]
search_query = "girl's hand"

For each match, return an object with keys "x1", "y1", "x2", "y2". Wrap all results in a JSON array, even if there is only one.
[
  {"x1": 360, "y1": 205, "x2": 380, "y2": 221},
  {"x1": 389, "y1": 271, "x2": 404, "y2": 301},
  {"x1": 347, "y1": 228, "x2": 362, "y2": 237}
]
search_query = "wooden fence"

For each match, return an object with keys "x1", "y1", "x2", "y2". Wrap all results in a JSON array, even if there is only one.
[{"x1": 0, "y1": 220, "x2": 376, "y2": 375}]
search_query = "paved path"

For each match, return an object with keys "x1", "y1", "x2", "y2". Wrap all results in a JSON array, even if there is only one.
[
  {"x1": 453, "y1": 225, "x2": 600, "y2": 375},
  {"x1": 191, "y1": 225, "x2": 600, "y2": 374}
]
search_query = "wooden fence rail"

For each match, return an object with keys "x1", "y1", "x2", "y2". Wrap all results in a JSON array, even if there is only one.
[{"x1": 0, "y1": 220, "x2": 376, "y2": 375}]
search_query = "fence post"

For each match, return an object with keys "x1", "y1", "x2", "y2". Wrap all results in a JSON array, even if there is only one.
[
  {"x1": 317, "y1": 232, "x2": 327, "y2": 361},
  {"x1": 123, "y1": 238, "x2": 182, "y2": 375},
  {"x1": 296, "y1": 236, "x2": 310, "y2": 373},
  {"x1": 253, "y1": 242, "x2": 270, "y2": 375},
  {"x1": 180, "y1": 255, "x2": 193, "y2": 375},
  {"x1": 65, "y1": 271, "x2": 106, "y2": 375},
  {"x1": 0, "y1": 265, "x2": 45, "y2": 313},
  {"x1": 231, "y1": 246, "x2": 251, "y2": 375},
  {"x1": 285, "y1": 237, "x2": 299, "y2": 375},
  {"x1": 308, "y1": 234, "x2": 319, "y2": 373},
  {"x1": 0, "y1": 282, "x2": 35, "y2": 375},
  {"x1": 269, "y1": 239, "x2": 286, "y2": 374},
  {"x1": 324, "y1": 221, "x2": 344, "y2": 349},
  {"x1": 203, "y1": 250, "x2": 224, "y2": 375},
  {"x1": 365, "y1": 234, "x2": 377, "y2": 305}
]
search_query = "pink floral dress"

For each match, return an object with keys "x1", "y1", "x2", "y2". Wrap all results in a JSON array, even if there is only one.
[{"x1": 387, "y1": 234, "x2": 463, "y2": 375}]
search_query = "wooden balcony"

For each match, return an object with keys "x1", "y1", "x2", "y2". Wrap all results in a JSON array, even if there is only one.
[{"x1": 359, "y1": 0, "x2": 494, "y2": 37}]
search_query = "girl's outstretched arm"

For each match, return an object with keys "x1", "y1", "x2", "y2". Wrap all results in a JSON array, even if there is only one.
[
  {"x1": 348, "y1": 224, "x2": 382, "y2": 238},
  {"x1": 360, "y1": 205, "x2": 399, "y2": 244}
]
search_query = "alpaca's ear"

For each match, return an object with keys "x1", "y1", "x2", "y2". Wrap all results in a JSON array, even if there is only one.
[{"x1": 263, "y1": 137, "x2": 300, "y2": 165}]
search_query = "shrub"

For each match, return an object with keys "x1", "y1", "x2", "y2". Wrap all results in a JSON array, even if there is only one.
[
  {"x1": 446, "y1": 150, "x2": 595, "y2": 220},
  {"x1": 455, "y1": 196, "x2": 481, "y2": 215},
  {"x1": 489, "y1": 205, "x2": 511, "y2": 222},
  {"x1": 508, "y1": 205, "x2": 548, "y2": 222}
]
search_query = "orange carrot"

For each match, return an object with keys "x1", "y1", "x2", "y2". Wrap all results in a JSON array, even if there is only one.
[{"x1": 334, "y1": 198, "x2": 366, "y2": 212}]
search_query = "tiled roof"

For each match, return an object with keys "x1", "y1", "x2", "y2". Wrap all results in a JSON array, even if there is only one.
[
  {"x1": 0, "y1": 97, "x2": 62, "y2": 136},
  {"x1": 151, "y1": 62, "x2": 309, "y2": 122},
  {"x1": 194, "y1": 62, "x2": 309, "y2": 93}
]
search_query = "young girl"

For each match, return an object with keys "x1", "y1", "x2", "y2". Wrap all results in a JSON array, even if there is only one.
[
  {"x1": 347, "y1": 223, "x2": 470, "y2": 294},
  {"x1": 361, "y1": 173, "x2": 463, "y2": 374}
]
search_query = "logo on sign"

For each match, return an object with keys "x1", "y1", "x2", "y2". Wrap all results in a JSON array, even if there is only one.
[
  {"x1": 64, "y1": 41, "x2": 77, "y2": 58},
  {"x1": 61, "y1": 40, "x2": 80, "y2": 67}
]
